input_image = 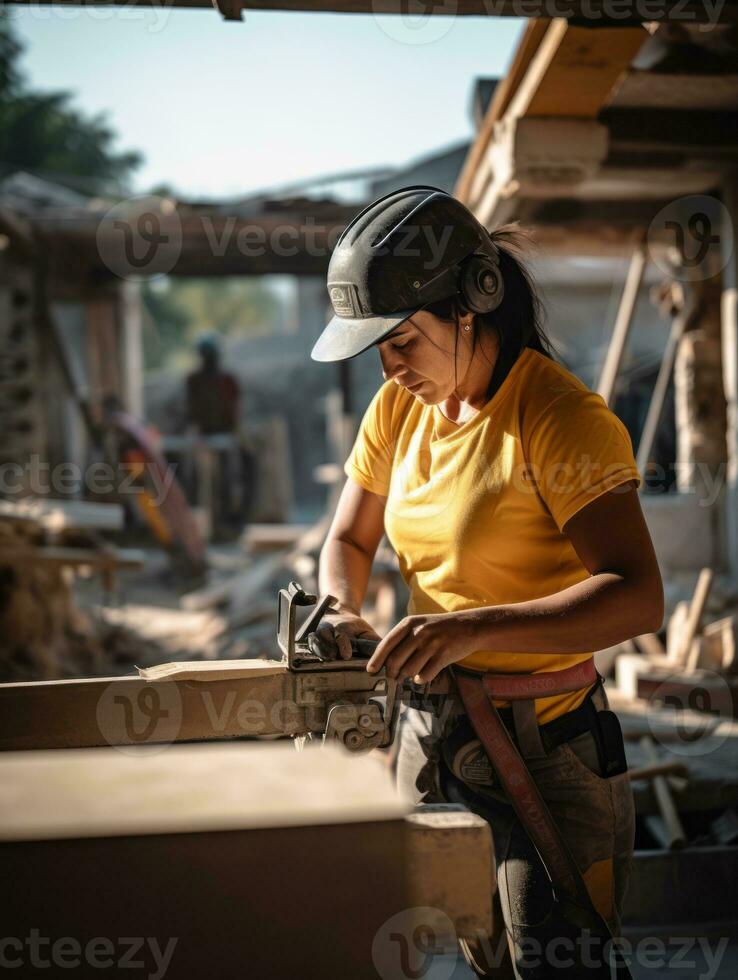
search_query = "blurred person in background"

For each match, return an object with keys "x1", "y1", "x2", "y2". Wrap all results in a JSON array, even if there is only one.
[{"x1": 184, "y1": 332, "x2": 254, "y2": 536}]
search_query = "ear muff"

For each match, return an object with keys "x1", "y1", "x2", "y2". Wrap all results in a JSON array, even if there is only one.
[{"x1": 459, "y1": 250, "x2": 505, "y2": 315}]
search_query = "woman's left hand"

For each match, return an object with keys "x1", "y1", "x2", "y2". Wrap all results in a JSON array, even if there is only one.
[{"x1": 365, "y1": 612, "x2": 475, "y2": 684}]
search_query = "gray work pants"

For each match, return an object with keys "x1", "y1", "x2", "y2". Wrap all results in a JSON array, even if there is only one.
[{"x1": 396, "y1": 687, "x2": 636, "y2": 978}]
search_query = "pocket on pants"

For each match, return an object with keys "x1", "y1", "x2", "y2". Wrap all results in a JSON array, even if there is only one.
[{"x1": 561, "y1": 731, "x2": 608, "y2": 782}]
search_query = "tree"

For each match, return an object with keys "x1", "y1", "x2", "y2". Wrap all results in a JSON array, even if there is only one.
[{"x1": 0, "y1": 13, "x2": 141, "y2": 192}]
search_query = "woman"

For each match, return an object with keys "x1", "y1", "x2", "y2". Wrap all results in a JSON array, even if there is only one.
[{"x1": 310, "y1": 186, "x2": 663, "y2": 978}]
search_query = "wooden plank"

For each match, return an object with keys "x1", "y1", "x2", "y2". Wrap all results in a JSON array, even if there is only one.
[
  {"x1": 240, "y1": 522, "x2": 312, "y2": 551},
  {"x1": 614, "y1": 71, "x2": 738, "y2": 111},
  {"x1": 462, "y1": 22, "x2": 647, "y2": 211},
  {"x1": 522, "y1": 25, "x2": 647, "y2": 118},
  {"x1": 0, "y1": 545, "x2": 145, "y2": 570},
  {"x1": 635, "y1": 671, "x2": 738, "y2": 719},
  {"x1": 640, "y1": 736, "x2": 687, "y2": 849},
  {"x1": 456, "y1": 19, "x2": 549, "y2": 206},
  {"x1": 137, "y1": 659, "x2": 284, "y2": 682},
  {"x1": 0, "y1": 497, "x2": 124, "y2": 531},
  {"x1": 0, "y1": 670, "x2": 298, "y2": 751},
  {"x1": 704, "y1": 615, "x2": 738, "y2": 672},
  {"x1": 180, "y1": 575, "x2": 243, "y2": 611},
  {"x1": 181, "y1": 553, "x2": 285, "y2": 614},
  {"x1": 674, "y1": 567, "x2": 714, "y2": 669},
  {"x1": 0, "y1": 742, "x2": 408, "y2": 841},
  {"x1": 406, "y1": 806, "x2": 494, "y2": 940},
  {"x1": 0, "y1": 745, "x2": 497, "y2": 949},
  {"x1": 633, "y1": 633, "x2": 666, "y2": 658},
  {"x1": 0, "y1": 743, "x2": 412, "y2": 979}
]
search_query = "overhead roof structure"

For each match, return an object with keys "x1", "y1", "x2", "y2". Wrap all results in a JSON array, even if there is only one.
[
  {"x1": 454, "y1": 19, "x2": 738, "y2": 253},
  {"x1": 0, "y1": 173, "x2": 362, "y2": 286},
  {"x1": 6, "y1": 0, "x2": 738, "y2": 23},
  {"x1": 451, "y1": 15, "x2": 738, "y2": 578}
]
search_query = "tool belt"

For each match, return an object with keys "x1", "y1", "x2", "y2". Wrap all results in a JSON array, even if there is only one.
[
  {"x1": 449, "y1": 659, "x2": 633, "y2": 977},
  {"x1": 443, "y1": 666, "x2": 628, "y2": 788}
]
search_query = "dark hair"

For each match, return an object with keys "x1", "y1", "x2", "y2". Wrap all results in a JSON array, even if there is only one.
[{"x1": 422, "y1": 223, "x2": 555, "y2": 401}]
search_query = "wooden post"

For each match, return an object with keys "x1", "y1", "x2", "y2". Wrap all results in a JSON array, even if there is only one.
[
  {"x1": 672, "y1": 566, "x2": 714, "y2": 669},
  {"x1": 597, "y1": 244, "x2": 647, "y2": 407},
  {"x1": 119, "y1": 280, "x2": 144, "y2": 418},
  {"x1": 637, "y1": 305, "x2": 688, "y2": 475},
  {"x1": 674, "y1": 276, "x2": 726, "y2": 496},
  {"x1": 640, "y1": 736, "x2": 687, "y2": 850},
  {"x1": 721, "y1": 169, "x2": 738, "y2": 581},
  {"x1": 87, "y1": 297, "x2": 120, "y2": 405}
]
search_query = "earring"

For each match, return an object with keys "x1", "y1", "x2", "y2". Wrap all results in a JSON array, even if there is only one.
[{"x1": 463, "y1": 322, "x2": 471, "y2": 332}]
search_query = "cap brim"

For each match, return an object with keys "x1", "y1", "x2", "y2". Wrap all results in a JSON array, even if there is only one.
[{"x1": 310, "y1": 307, "x2": 419, "y2": 363}]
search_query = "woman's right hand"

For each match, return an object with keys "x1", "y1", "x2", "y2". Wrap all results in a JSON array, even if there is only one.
[{"x1": 311, "y1": 610, "x2": 381, "y2": 662}]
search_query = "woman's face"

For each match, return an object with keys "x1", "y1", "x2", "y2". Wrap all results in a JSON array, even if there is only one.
[{"x1": 375, "y1": 310, "x2": 475, "y2": 404}]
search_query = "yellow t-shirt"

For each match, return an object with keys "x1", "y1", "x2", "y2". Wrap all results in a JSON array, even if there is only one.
[{"x1": 343, "y1": 348, "x2": 642, "y2": 723}]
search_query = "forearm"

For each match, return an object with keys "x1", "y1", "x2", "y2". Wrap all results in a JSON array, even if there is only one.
[
  {"x1": 459, "y1": 571, "x2": 663, "y2": 655},
  {"x1": 318, "y1": 536, "x2": 374, "y2": 616}
]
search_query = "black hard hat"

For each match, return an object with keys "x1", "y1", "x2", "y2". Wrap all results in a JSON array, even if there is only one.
[{"x1": 310, "y1": 185, "x2": 502, "y2": 362}]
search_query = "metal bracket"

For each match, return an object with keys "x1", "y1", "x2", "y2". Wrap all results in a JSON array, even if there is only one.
[
  {"x1": 294, "y1": 671, "x2": 387, "y2": 706},
  {"x1": 324, "y1": 701, "x2": 385, "y2": 753}
]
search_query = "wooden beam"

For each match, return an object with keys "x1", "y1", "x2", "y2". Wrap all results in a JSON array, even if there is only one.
[
  {"x1": 722, "y1": 168, "x2": 738, "y2": 581},
  {"x1": 0, "y1": 545, "x2": 145, "y2": 571},
  {"x1": 0, "y1": 742, "x2": 407, "y2": 840},
  {"x1": 0, "y1": 667, "x2": 295, "y2": 751},
  {"x1": 614, "y1": 71, "x2": 738, "y2": 111},
  {"x1": 0, "y1": 497, "x2": 124, "y2": 532},
  {"x1": 604, "y1": 109, "x2": 738, "y2": 155},
  {"x1": 4, "y1": 0, "x2": 737, "y2": 21},
  {"x1": 456, "y1": 19, "x2": 550, "y2": 206},
  {"x1": 0, "y1": 743, "x2": 413, "y2": 979},
  {"x1": 461, "y1": 20, "x2": 648, "y2": 223}
]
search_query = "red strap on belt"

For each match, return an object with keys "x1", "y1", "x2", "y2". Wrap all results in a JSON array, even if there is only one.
[
  {"x1": 451, "y1": 659, "x2": 630, "y2": 971},
  {"x1": 481, "y1": 658, "x2": 597, "y2": 701}
]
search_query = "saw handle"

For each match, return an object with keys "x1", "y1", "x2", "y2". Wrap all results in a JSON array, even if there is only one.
[{"x1": 307, "y1": 630, "x2": 379, "y2": 662}]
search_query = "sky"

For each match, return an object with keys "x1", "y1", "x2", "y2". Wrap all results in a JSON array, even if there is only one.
[{"x1": 11, "y1": 7, "x2": 524, "y2": 200}]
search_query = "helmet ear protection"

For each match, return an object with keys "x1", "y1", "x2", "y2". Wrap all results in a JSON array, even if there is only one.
[{"x1": 458, "y1": 247, "x2": 505, "y2": 315}]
